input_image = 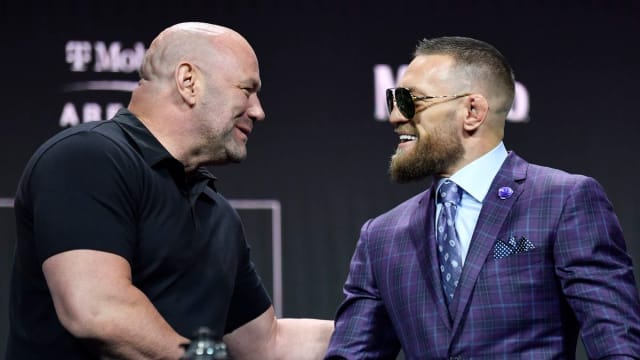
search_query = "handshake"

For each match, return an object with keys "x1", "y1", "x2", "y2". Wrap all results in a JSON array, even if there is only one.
[{"x1": 181, "y1": 327, "x2": 228, "y2": 360}]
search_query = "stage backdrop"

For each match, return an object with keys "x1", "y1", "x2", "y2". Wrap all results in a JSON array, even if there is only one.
[{"x1": 1, "y1": 1, "x2": 639, "y2": 358}]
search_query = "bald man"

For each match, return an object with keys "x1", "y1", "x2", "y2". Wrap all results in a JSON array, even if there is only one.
[
  {"x1": 326, "y1": 37, "x2": 640, "y2": 358},
  {"x1": 7, "y1": 22, "x2": 332, "y2": 359}
]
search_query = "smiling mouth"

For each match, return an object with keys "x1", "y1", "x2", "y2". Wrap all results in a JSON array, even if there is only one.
[
  {"x1": 399, "y1": 134, "x2": 418, "y2": 143},
  {"x1": 236, "y1": 125, "x2": 252, "y2": 137}
]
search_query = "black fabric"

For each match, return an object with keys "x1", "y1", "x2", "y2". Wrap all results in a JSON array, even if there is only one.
[{"x1": 6, "y1": 109, "x2": 271, "y2": 359}]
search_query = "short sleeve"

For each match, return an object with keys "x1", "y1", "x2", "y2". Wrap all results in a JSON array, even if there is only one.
[
  {"x1": 224, "y1": 237, "x2": 272, "y2": 334},
  {"x1": 25, "y1": 131, "x2": 139, "y2": 264}
]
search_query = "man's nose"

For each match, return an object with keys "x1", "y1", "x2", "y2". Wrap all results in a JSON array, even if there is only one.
[
  {"x1": 248, "y1": 95, "x2": 265, "y2": 122},
  {"x1": 388, "y1": 103, "x2": 409, "y2": 124}
]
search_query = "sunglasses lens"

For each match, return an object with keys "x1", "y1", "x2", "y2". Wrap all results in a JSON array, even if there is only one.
[
  {"x1": 395, "y1": 88, "x2": 414, "y2": 119},
  {"x1": 386, "y1": 89, "x2": 395, "y2": 115},
  {"x1": 386, "y1": 88, "x2": 415, "y2": 119}
]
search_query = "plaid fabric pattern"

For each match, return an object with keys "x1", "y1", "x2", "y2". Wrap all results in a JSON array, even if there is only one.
[{"x1": 326, "y1": 152, "x2": 640, "y2": 359}]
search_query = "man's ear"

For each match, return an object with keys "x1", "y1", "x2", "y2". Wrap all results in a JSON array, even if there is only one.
[
  {"x1": 176, "y1": 62, "x2": 197, "y2": 106},
  {"x1": 463, "y1": 94, "x2": 489, "y2": 131}
]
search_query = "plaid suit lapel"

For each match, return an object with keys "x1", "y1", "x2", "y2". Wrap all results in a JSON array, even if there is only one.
[
  {"x1": 409, "y1": 183, "x2": 453, "y2": 330},
  {"x1": 450, "y1": 153, "x2": 528, "y2": 334}
]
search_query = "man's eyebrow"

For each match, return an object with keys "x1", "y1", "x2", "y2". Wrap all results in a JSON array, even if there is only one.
[{"x1": 241, "y1": 79, "x2": 261, "y2": 91}]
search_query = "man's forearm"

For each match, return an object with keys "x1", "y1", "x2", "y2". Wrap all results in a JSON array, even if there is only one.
[
  {"x1": 272, "y1": 318, "x2": 334, "y2": 360},
  {"x1": 224, "y1": 307, "x2": 334, "y2": 360},
  {"x1": 62, "y1": 285, "x2": 188, "y2": 359}
]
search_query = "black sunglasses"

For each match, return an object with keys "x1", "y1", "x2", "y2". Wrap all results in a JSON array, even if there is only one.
[{"x1": 386, "y1": 87, "x2": 471, "y2": 119}]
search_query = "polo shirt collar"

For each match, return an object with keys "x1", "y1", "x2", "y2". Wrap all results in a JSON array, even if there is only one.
[
  {"x1": 112, "y1": 108, "x2": 217, "y2": 189},
  {"x1": 112, "y1": 108, "x2": 175, "y2": 167}
]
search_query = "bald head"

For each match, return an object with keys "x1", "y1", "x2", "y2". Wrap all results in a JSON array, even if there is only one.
[
  {"x1": 128, "y1": 21, "x2": 260, "y2": 119},
  {"x1": 127, "y1": 22, "x2": 264, "y2": 170},
  {"x1": 138, "y1": 22, "x2": 253, "y2": 83}
]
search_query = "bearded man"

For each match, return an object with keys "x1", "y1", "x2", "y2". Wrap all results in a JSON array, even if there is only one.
[{"x1": 325, "y1": 36, "x2": 640, "y2": 359}]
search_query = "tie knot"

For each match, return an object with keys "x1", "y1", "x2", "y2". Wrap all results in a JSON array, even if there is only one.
[{"x1": 437, "y1": 180, "x2": 462, "y2": 205}]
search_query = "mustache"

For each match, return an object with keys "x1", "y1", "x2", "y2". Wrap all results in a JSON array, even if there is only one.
[{"x1": 394, "y1": 124, "x2": 418, "y2": 136}]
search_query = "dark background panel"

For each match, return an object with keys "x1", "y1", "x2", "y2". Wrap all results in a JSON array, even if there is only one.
[
  {"x1": 234, "y1": 208, "x2": 276, "y2": 309},
  {"x1": 1, "y1": 1, "x2": 639, "y2": 358}
]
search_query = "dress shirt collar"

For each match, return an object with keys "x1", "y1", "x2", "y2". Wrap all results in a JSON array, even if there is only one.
[{"x1": 446, "y1": 142, "x2": 508, "y2": 202}]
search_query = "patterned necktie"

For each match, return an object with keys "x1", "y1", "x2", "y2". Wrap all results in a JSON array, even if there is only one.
[{"x1": 436, "y1": 180, "x2": 463, "y2": 307}]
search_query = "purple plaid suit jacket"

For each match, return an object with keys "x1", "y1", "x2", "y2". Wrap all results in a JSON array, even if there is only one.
[{"x1": 326, "y1": 152, "x2": 640, "y2": 359}]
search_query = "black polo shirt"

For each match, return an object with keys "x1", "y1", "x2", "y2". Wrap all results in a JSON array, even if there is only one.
[{"x1": 7, "y1": 109, "x2": 271, "y2": 359}]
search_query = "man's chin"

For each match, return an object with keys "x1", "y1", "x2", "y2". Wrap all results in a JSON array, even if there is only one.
[
  {"x1": 228, "y1": 154, "x2": 246, "y2": 163},
  {"x1": 226, "y1": 145, "x2": 247, "y2": 163},
  {"x1": 389, "y1": 157, "x2": 429, "y2": 183}
]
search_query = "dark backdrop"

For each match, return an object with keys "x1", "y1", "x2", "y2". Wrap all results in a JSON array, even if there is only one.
[{"x1": 1, "y1": 1, "x2": 639, "y2": 358}]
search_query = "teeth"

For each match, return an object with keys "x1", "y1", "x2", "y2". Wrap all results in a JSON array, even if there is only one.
[{"x1": 399, "y1": 134, "x2": 418, "y2": 142}]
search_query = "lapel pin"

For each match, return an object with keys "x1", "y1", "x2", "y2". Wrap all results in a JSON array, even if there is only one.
[{"x1": 498, "y1": 186, "x2": 514, "y2": 200}]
